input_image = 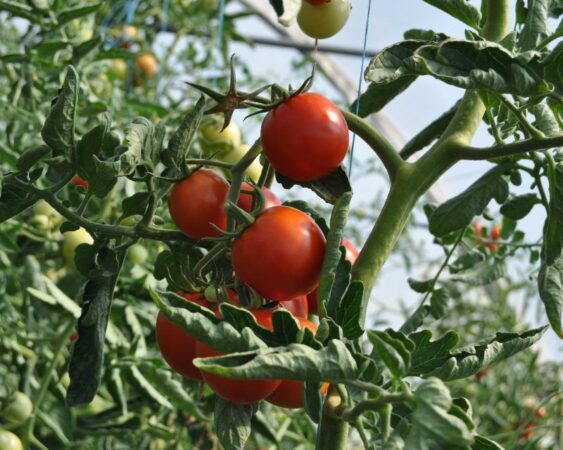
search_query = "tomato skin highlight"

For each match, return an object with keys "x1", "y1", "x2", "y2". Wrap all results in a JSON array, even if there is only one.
[
  {"x1": 237, "y1": 182, "x2": 281, "y2": 213},
  {"x1": 261, "y1": 93, "x2": 349, "y2": 182},
  {"x1": 71, "y1": 176, "x2": 89, "y2": 190},
  {"x1": 266, "y1": 319, "x2": 328, "y2": 408},
  {"x1": 168, "y1": 169, "x2": 229, "y2": 239},
  {"x1": 297, "y1": 0, "x2": 351, "y2": 40},
  {"x1": 155, "y1": 292, "x2": 210, "y2": 380},
  {"x1": 232, "y1": 206, "x2": 326, "y2": 301},
  {"x1": 196, "y1": 308, "x2": 281, "y2": 404},
  {"x1": 307, "y1": 238, "x2": 358, "y2": 315}
]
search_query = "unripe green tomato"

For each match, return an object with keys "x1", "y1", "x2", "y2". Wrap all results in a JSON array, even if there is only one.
[
  {"x1": 1, "y1": 392, "x2": 32, "y2": 425},
  {"x1": 121, "y1": 215, "x2": 141, "y2": 226},
  {"x1": 219, "y1": 144, "x2": 263, "y2": 182},
  {"x1": 198, "y1": 115, "x2": 242, "y2": 154},
  {"x1": 31, "y1": 214, "x2": 50, "y2": 231},
  {"x1": 112, "y1": 59, "x2": 128, "y2": 81},
  {"x1": 297, "y1": 0, "x2": 351, "y2": 39},
  {"x1": 128, "y1": 244, "x2": 148, "y2": 265},
  {"x1": 90, "y1": 73, "x2": 112, "y2": 98},
  {"x1": 33, "y1": 200, "x2": 59, "y2": 219},
  {"x1": 62, "y1": 228, "x2": 94, "y2": 268},
  {"x1": 0, "y1": 430, "x2": 23, "y2": 450}
]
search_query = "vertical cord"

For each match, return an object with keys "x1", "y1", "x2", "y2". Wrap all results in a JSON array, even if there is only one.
[
  {"x1": 216, "y1": 0, "x2": 227, "y2": 52},
  {"x1": 348, "y1": 0, "x2": 373, "y2": 178}
]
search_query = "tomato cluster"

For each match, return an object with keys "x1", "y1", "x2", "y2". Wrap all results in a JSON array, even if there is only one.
[
  {"x1": 473, "y1": 222, "x2": 502, "y2": 252},
  {"x1": 159, "y1": 90, "x2": 357, "y2": 407}
]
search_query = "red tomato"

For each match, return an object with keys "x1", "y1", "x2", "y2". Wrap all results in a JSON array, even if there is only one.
[
  {"x1": 156, "y1": 292, "x2": 210, "y2": 380},
  {"x1": 487, "y1": 242, "x2": 499, "y2": 252},
  {"x1": 237, "y1": 182, "x2": 281, "y2": 213},
  {"x1": 260, "y1": 93, "x2": 349, "y2": 182},
  {"x1": 280, "y1": 296, "x2": 308, "y2": 318},
  {"x1": 490, "y1": 225, "x2": 501, "y2": 241},
  {"x1": 71, "y1": 176, "x2": 89, "y2": 190},
  {"x1": 196, "y1": 307, "x2": 281, "y2": 404},
  {"x1": 535, "y1": 407, "x2": 547, "y2": 419},
  {"x1": 515, "y1": 421, "x2": 534, "y2": 441},
  {"x1": 266, "y1": 318, "x2": 329, "y2": 408},
  {"x1": 307, "y1": 238, "x2": 358, "y2": 315},
  {"x1": 232, "y1": 206, "x2": 326, "y2": 301},
  {"x1": 168, "y1": 169, "x2": 229, "y2": 239}
]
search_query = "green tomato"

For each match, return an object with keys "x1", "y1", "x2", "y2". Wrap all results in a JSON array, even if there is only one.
[
  {"x1": 219, "y1": 144, "x2": 263, "y2": 182},
  {"x1": 198, "y1": 115, "x2": 242, "y2": 154},
  {"x1": 128, "y1": 244, "x2": 148, "y2": 265},
  {"x1": 31, "y1": 214, "x2": 50, "y2": 231},
  {"x1": 112, "y1": 59, "x2": 128, "y2": 81},
  {"x1": 0, "y1": 430, "x2": 23, "y2": 450},
  {"x1": 297, "y1": 0, "x2": 351, "y2": 39},
  {"x1": 1, "y1": 392, "x2": 32, "y2": 425},
  {"x1": 33, "y1": 200, "x2": 58, "y2": 218},
  {"x1": 62, "y1": 228, "x2": 94, "y2": 269},
  {"x1": 90, "y1": 73, "x2": 112, "y2": 99}
]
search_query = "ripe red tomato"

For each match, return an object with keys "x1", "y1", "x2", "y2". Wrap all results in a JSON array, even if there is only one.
[
  {"x1": 232, "y1": 206, "x2": 326, "y2": 301},
  {"x1": 514, "y1": 421, "x2": 534, "y2": 441},
  {"x1": 196, "y1": 307, "x2": 281, "y2": 404},
  {"x1": 266, "y1": 318, "x2": 329, "y2": 408},
  {"x1": 156, "y1": 292, "x2": 210, "y2": 380},
  {"x1": 490, "y1": 225, "x2": 501, "y2": 240},
  {"x1": 307, "y1": 238, "x2": 358, "y2": 315},
  {"x1": 260, "y1": 93, "x2": 349, "y2": 182},
  {"x1": 71, "y1": 176, "x2": 89, "y2": 190},
  {"x1": 168, "y1": 169, "x2": 229, "y2": 239},
  {"x1": 237, "y1": 182, "x2": 281, "y2": 213},
  {"x1": 280, "y1": 296, "x2": 308, "y2": 318}
]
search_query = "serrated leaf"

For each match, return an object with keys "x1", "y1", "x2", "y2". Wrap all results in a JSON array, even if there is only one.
[
  {"x1": 500, "y1": 193, "x2": 539, "y2": 220},
  {"x1": 430, "y1": 288, "x2": 449, "y2": 318},
  {"x1": 276, "y1": 166, "x2": 351, "y2": 205},
  {"x1": 405, "y1": 378, "x2": 474, "y2": 449},
  {"x1": 518, "y1": 0, "x2": 550, "y2": 51},
  {"x1": 538, "y1": 254, "x2": 562, "y2": 336},
  {"x1": 351, "y1": 77, "x2": 416, "y2": 117},
  {"x1": 422, "y1": 0, "x2": 482, "y2": 29},
  {"x1": 215, "y1": 399, "x2": 257, "y2": 450},
  {"x1": 544, "y1": 162, "x2": 563, "y2": 264},
  {"x1": 429, "y1": 164, "x2": 511, "y2": 236},
  {"x1": 408, "y1": 278, "x2": 434, "y2": 293},
  {"x1": 16, "y1": 145, "x2": 50, "y2": 171},
  {"x1": 399, "y1": 305, "x2": 431, "y2": 334},
  {"x1": 194, "y1": 340, "x2": 359, "y2": 383},
  {"x1": 162, "y1": 97, "x2": 205, "y2": 169},
  {"x1": 41, "y1": 66, "x2": 79, "y2": 160},
  {"x1": 128, "y1": 365, "x2": 173, "y2": 409},
  {"x1": 120, "y1": 192, "x2": 151, "y2": 219},
  {"x1": 368, "y1": 330, "x2": 411, "y2": 378}
]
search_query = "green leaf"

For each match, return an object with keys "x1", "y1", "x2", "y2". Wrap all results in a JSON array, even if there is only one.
[
  {"x1": 399, "y1": 305, "x2": 430, "y2": 334},
  {"x1": 0, "y1": 0, "x2": 40, "y2": 21},
  {"x1": 429, "y1": 164, "x2": 511, "y2": 236},
  {"x1": 422, "y1": 0, "x2": 482, "y2": 29},
  {"x1": 451, "y1": 260, "x2": 505, "y2": 286},
  {"x1": 518, "y1": 0, "x2": 550, "y2": 51},
  {"x1": 27, "y1": 276, "x2": 81, "y2": 318},
  {"x1": 365, "y1": 39, "x2": 553, "y2": 97},
  {"x1": 120, "y1": 192, "x2": 152, "y2": 220},
  {"x1": 16, "y1": 145, "x2": 50, "y2": 171},
  {"x1": 303, "y1": 381, "x2": 323, "y2": 423},
  {"x1": 544, "y1": 163, "x2": 563, "y2": 264},
  {"x1": 162, "y1": 97, "x2": 205, "y2": 169},
  {"x1": 368, "y1": 330, "x2": 411, "y2": 378},
  {"x1": 128, "y1": 366, "x2": 173, "y2": 409},
  {"x1": 400, "y1": 102, "x2": 457, "y2": 157},
  {"x1": 538, "y1": 254, "x2": 562, "y2": 337},
  {"x1": 350, "y1": 77, "x2": 416, "y2": 117},
  {"x1": 472, "y1": 435, "x2": 505, "y2": 449},
  {"x1": 57, "y1": 3, "x2": 102, "y2": 27},
  {"x1": 430, "y1": 288, "x2": 449, "y2": 318},
  {"x1": 67, "y1": 245, "x2": 125, "y2": 406},
  {"x1": 0, "y1": 176, "x2": 38, "y2": 223},
  {"x1": 194, "y1": 340, "x2": 359, "y2": 383},
  {"x1": 338, "y1": 281, "x2": 364, "y2": 339},
  {"x1": 41, "y1": 66, "x2": 79, "y2": 160},
  {"x1": 215, "y1": 399, "x2": 257, "y2": 450},
  {"x1": 267, "y1": 0, "x2": 301, "y2": 25},
  {"x1": 276, "y1": 166, "x2": 352, "y2": 205},
  {"x1": 500, "y1": 193, "x2": 539, "y2": 220},
  {"x1": 407, "y1": 278, "x2": 433, "y2": 293},
  {"x1": 408, "y1": 326, "x2": 547, "y2": 380},
  {"x1": 317, "y1": 193, "x2": 351, "y2": 314},
  {"x1": 530, "y1": 101, "x2": 562, "y2": 138},
  {"x1": 405, "y1": 378, "x2": 475, "y2": 449},
  {"x1": 72, "y1": 35, "x2": 102, "y2": 62}
]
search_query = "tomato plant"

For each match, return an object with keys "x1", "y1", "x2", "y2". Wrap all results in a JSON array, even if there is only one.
[
  {"x1": 232, "y1": 206, "x2": 326, "y2": 301},
  {"x1": 261, "y1": 93, "x2": 349, "y2": 181}
]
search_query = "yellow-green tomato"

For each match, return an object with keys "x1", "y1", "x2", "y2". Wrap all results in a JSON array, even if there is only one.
[
  {"x1": 219, "y1": 144, "x2": 263, "y2": 182},
  {"x1": 112, "y1": 58, "x2": 128, "y2": 81},
  {"x1": 33, "y1": 200, "x2": 58, "y2": 218},
  {"x1": 198, "y1": 115, "x2": 242, "y2": 154},
  {"x1": 128, "y1": 244, "x2": 148, "y2": 265},
  {"x1": 0, "y1": 430, "x2": 23, "y2": 450},
  {"x1": 1, "y1": 392, "x2": 32, "y2": 425},
  {"x1": 297, "y1": 0, "x2": 351, "y2": 39},
  {"x1": 31, "y1": 214, "x2": 50, "y2": 231},
  {"x1": 63, "y1": 228, "x2": 94, "y2": 268}
]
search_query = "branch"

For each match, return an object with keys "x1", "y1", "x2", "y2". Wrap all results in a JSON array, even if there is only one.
[
  {"x1": 11, "y1": 177, "x2": 192, "y2": 242},
  {"x1": 339, "y1": 394, "x2": 411, "y2": 422},
  {"x1": 340, "y1": 109, "x2": 404, "y2": 182},
  {"x1": 457, "y1": 135, "x2": 563, "y2": 160}
]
